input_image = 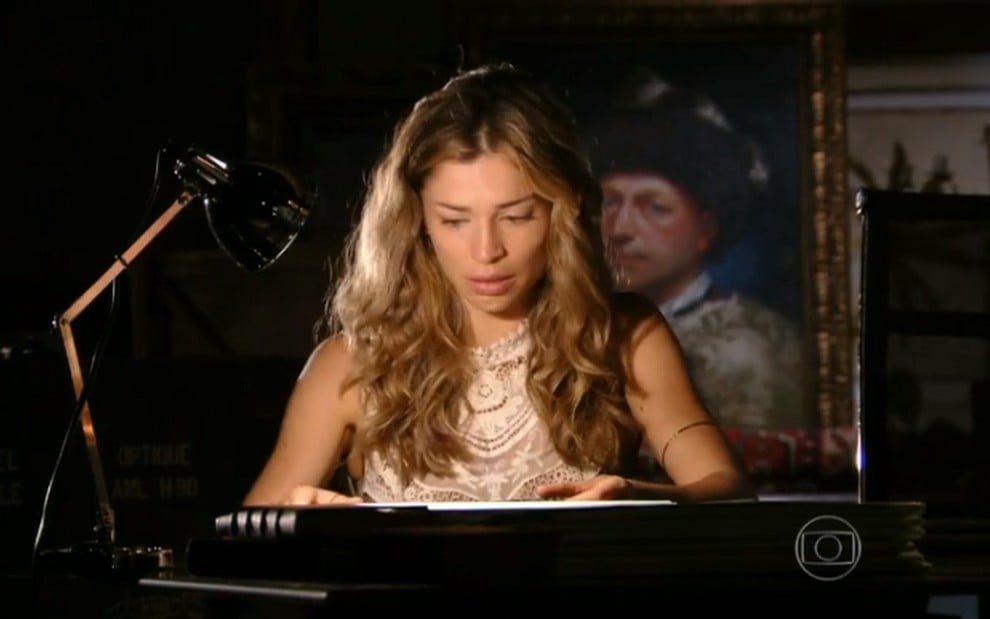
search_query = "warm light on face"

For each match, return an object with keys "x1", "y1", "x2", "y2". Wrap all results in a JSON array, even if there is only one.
[{"x1": 420, "y1": 151, "x2": 551, "y2": 333}]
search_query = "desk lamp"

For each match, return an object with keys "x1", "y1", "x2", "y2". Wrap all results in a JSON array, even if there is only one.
[{"x1": 36, "y1": 146, "x2": 313, "y2": 578}]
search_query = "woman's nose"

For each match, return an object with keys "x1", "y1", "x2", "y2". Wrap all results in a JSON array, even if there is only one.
[{"x1": 472, "y1": 221, "x2": 507, "y2": 263}]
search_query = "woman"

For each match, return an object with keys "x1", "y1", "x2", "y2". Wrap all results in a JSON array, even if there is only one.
[{"x1": 243, "y1": 63, "x2": 753, "y2": 506}]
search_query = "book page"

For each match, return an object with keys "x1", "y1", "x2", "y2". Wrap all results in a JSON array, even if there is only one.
[{"x1": 360, "y1": 499, "x2": 674, "y2": 511}]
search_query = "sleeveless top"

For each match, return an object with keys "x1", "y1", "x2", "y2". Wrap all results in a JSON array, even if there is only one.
[{"x1": 358, "y1": 322, "x2": 600, "y2": 502}]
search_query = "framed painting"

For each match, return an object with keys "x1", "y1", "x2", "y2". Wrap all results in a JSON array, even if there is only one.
[{"x1": 468, "y1": 0, "x2": 854, "y2": 493}]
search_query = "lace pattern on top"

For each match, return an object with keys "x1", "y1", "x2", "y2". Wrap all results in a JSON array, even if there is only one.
[{"x1": 359, "y1": 322, "x2": 600, "y2": 502}]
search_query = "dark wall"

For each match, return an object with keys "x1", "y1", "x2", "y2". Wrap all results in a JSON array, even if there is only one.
[
  {"x1": 1, "y1": 1, "x2": 469, "y2": 367},
  {"x1": 0, "y1": 0, "x2": 983, "y2": 324},
  {"x1": 4, "y1": 2, "x2": 250, "y2": 328},
  {"x1": 3, "y1": 0, "x2": 987, "y2": 340},
  {"x1": 844, "y1": 0, "x2": 990, "y2": 60}
]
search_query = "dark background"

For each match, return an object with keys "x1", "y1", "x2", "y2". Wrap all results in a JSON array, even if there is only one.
[{"x1": 1, "y1": 1, "x2": 989, "y2": 615}]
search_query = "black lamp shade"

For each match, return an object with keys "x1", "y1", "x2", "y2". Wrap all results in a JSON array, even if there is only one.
[{"x1": 174, "y1": 148, "x2": 313, "y2": 272}]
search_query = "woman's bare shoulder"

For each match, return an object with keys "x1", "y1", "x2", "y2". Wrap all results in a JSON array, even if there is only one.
[
  {"x1": 295, "y1": 335, "x2": 362, "y2": 418},
  {"x1": 301, "y1": 334, "x2": 356, "y2": 377}
]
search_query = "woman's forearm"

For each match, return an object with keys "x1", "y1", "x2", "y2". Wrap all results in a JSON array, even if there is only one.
[{"x1": 625, "y1": 470, "x2": 756, "y2": 503}]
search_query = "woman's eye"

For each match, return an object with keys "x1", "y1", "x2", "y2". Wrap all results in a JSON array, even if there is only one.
[
  {"x1": 503, "y1": 212, "x2": 534, "y2": 222},
  {"x1": 441, "y1": 219, "x2": 467, "y2": 227}
]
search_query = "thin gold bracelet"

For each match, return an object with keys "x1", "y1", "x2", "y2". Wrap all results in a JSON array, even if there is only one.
[{"x1": 660, "y1": 420, "x2": 718, "y2": 469}]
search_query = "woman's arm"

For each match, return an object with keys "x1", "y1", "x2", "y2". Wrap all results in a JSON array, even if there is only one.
[
  {"x1": 619, "y1": 304, "x2": 755, "y2": 502},
  {"x1": 539, "y1": 298, "x2": 754, "y2": 503},
  {"x1": 242, "y1": 337, "x2": 362, "y2": 506},
  {"x1": 538, "y1": 470, "x2": 752, "y2": 503}
]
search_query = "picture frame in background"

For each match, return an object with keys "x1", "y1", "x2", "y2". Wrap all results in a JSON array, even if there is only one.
[{"x1": 469, "y1": 1, "x2": 853, "y2": 494}]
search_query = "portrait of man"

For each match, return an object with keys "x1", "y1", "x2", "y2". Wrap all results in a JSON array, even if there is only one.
[{"x1": 587, "y1": 67, "x2": 806, "y2": 434}]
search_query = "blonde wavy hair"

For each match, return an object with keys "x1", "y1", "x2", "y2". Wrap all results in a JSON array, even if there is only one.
[{"x1": 324, "y1": 63, "x2": 639, "y2": 483}]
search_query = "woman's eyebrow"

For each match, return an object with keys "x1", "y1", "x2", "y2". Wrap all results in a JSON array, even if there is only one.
[{"x1": 435, "y1": 194, "x2": 536, "y2": 212}]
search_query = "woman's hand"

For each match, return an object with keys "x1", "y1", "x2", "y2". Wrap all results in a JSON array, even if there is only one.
[
  {"x1": 536, "y1": 475, "x2": 631, "y2": 501},
  {"x1": 283, "y1": 485, "x2": 363, "y2": 506}
]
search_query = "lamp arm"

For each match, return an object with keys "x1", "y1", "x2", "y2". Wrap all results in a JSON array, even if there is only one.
[{"x1": 56, "y1": 191, "x2": 197, "y2": 543}]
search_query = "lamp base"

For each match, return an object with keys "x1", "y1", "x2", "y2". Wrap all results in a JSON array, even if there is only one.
[{"x1": 38, "y1": 541, "x2": 173, "y2": 581}]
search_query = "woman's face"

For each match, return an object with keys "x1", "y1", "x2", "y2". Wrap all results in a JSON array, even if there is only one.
[
  {"x1": 421, "y1": 151, "x2": 551, "y2": 331},
  {"x1": 599, "y1": 171, "x2": 716, "y2": 304}
]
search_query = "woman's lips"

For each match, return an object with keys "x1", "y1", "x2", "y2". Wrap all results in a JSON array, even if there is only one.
[{"x1": 468, "y1": 275, "x2": 514, "y2": 295}]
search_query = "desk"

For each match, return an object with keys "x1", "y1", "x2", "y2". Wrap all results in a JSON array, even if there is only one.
[
  {"x1": 28, "y1": 501, "x2": 990, "y2": 618},
  {"x1": 148, "y1": 501, "x2": 988, "y2": 618},
  {"x1": 135, "y1": 566, "x2": 988, "y2": 619}
]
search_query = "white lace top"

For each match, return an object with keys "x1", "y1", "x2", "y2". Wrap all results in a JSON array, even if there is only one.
[{"x1": 358, "y1": 322, "x2": 600, "y2": 502}]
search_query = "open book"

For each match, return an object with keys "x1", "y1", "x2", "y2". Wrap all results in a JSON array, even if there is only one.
[{"x1": 356, "y1": 499, "x2": 675, "y2": 511}]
